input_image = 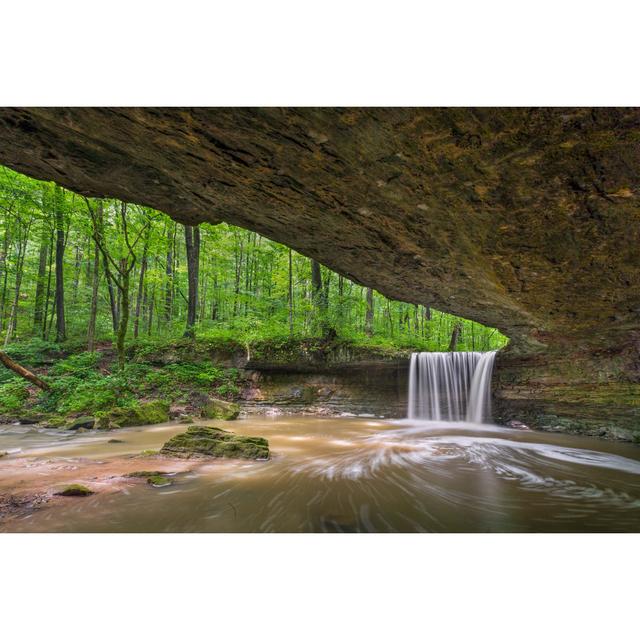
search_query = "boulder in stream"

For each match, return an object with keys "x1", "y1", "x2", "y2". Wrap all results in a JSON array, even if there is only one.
[
  {"x1": 67, "y1": 416, "x2": 95, "y2": 430},
  {"x1": 161, "y1": 425, "x2": 269, "y2": 460},
  {"x1": 56, "y1": 484, "x2": 94, "y2": 497},
  {"x1": 200, "y1": 398, "x2": 240, "y2": 420},
  {"x1": 96, "y1": 400, "x2": 169, "y2": 429}
]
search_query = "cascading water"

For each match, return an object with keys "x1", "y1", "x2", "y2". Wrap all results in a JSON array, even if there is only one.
[{"x1": 407, "y1": 351, "x2": 497, "y2": 423}]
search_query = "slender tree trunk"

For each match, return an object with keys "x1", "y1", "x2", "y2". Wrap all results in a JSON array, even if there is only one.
[
  {"x1": 4, "y1": 229, "x2": 28, "y2": 346},
  {"x1": 311, "y1": 259, "x2": 328, "y2": 335},
  {"x1": 365, "y1": 287, "x2": 374, "y2": 336},
  {"x1": 288, "y1": 248, "x2": 294, "y2": 336},
  {"x1": 42, "y1": 230, "x2": 54, "y2": 340},
  {"x1": 54, "y1": 186, "x2": 66, "y2": 342},
  {"x1": 33, "y1": 225, "x2": 49, "y2": 332},
  {"x1": 72, "y1": 243, "x2": 81, "y2": 304},
  {"x1": 116, "y1": 270, "x2": 130, "y2": 371},
  {"x1": 184, "y1": 224, "x2": 200, "y2": 338},
  {"x1": 147, "y1": 282, "x2": 155, "y2": 336},
  {"x1": 448, "y1": 322, "x2": 462, "y2": 351},
  {"x1": 0, "y1": 230, "x2": 9, "y2": 334},
  {"x1": 0, "y1": 350, "x2": 50, "y2": 390},
  {"x1": 133, "y1": 230, "x2": 149, "y2": 339},
  {"x1": 87, "y1": 241, "x2": 100, "y2": 351},
  {"x1": 165, "y1": 222, "x2": 174, "y2": 322}
]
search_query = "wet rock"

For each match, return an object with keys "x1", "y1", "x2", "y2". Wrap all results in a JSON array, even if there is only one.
[
  {"x1": 147, "y1": 475, "x2": 172, "y2": 487},
  {"x1": 107, "y1": 438, "x2": 125, "y2": 443},
  {"x1": 18, "y1": 413, "x2": 48, "y2": 425},
  {"x1": 125, "y1": 470, "x2": 165, "y2": 477},
  {"x1": 506, "y1": 420, "x2": 530, "y2": 430},
  {"x1": 178, "y1": 416, "x2": 195, "y2": 424},
  {"x1": 97, "y1": 400, "x2": 170, "y2": 429},
  {"x1": 161, "y1": 425, "x2": 269, "y2": 460},
  {"x1": 200, "y1": 398, "x2": 240, "y2": 421},
  {"x1": 0, "y1": 451, "x2": 7, "y2": 458},
  {"x1": 56, "y1": 484, "x2": 94, "y2": 497},
  {"x1": 138, "y1": 449, "x2": 160, "y2": 457},
  {"x1": 41, "y1": 416, "x2": 68, "y2": 429},
  {"x1": 67, "y1": 416, "x2": 95, "y2": 431}
]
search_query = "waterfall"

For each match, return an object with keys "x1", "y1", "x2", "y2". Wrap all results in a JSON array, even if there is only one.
[{"x1": 407, "y1": 351, "x2": 497, "y2": 423}]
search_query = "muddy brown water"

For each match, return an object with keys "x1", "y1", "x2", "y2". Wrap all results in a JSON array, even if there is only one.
[{"x1": 1, "y1": 416, "x2": 639, "y2": 532}]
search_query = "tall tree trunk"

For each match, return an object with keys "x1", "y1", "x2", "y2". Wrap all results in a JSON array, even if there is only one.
[
  {"x1": 87, "y1": 241, "x2": 100, "y2": 352},
  {"x1": 184, "y1": 224, "x2": 200, "y2": 338},
  {"x1": 4, "y1": 227, "x2": 29, "y2": 346},
  {"x1": 0, "y1": 229, "x2": 9, "y2": 334},
  {"x1": 42, "y1": 230, "x2": 54, "y2": 340},
  {"x1": 54, "y1": 186, "x2": 66, "y2": 342},
  {"x1": 116, "y1": 270, "x2": 130, "y2": 371},
  {"x1": 72, "y1": 243, "x2": 81, "y2": 304},
  {"x1": 448, "y1": 322, "x2": 462, "y2": 352},
  {"x1": 311, "y1": 259, "x2": 325, "y2": 334},
  {"x1": 147, "y1": 282, "x2": 155, "y2": 336},
  {"x1": 0, "y1": 350, "x2": 50, "y2": 390},
  {"x1": 365, "y1": 287, "x2": 374, "y2": 336},
  {"x1": 133, "y1": 230, "x2": 149, "y2": 339},
  {"x1": 33, "y1": 225, "x2": 49, "y2": 332},
  {"x1": 165, "y1": 222, "x2": 174, "y2": 322},
  {"x1": 288, "y1": 248, "x2": 294, "y2": 336}
]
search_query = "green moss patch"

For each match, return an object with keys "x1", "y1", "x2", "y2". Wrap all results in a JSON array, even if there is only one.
[
  {"x1": 200, "y1": 398, "x2": 240, "y2": 420},
  {"x1": 57, "y1": 484, "x2": 94, "y2": 497},
  {"x1": 161, "y1": 425, "x2": 269, "y2": 460},
  {"x1": 97, "y1": 400, "x2": 169, "y2": 429},
  {"x1": 147, "y1": 475, "x2": 172, "y2": 487}
]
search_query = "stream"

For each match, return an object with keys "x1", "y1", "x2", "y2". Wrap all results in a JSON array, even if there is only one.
[{"x1": 1, "y1": 415, "x2": 639, "y2": 532}]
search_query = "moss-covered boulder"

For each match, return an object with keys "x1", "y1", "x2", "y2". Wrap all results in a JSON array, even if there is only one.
[
  {"x1": 97, "y1": 400, "x2": 169, "y2": 429},
  {"x1": 125, "y1": 470, "x2": 164, "y2": 478},
  {"x1": 67, "y1": 416, "x2": 95, "y2": 430},
  {"x1": 200, "y1": 398, "x2": 240, "y2": 420},
  {"x1": 147, "y1": 475, "x2": 172, "y2": 487},
  {"x1": 57, "y1": 484, "x2": 94, "y2": 497},
  {"x1": 161, "y1": 425, "x2": 269, "y2": 460},
  {"x1": 41, "y1": 416, "x2": 68, "y2": 429}
]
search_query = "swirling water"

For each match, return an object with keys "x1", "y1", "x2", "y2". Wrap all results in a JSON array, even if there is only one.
[{"x1": 2, "y1": 416, "x2": 639, "y2": 532}]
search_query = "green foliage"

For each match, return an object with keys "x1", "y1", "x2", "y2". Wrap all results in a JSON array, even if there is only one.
[
  {"x1": 0, "y1": 164, "x2": 507, "y2": 358},
  {"x1": 0, "y1": 379, "x2": 29, "y2": 412}
]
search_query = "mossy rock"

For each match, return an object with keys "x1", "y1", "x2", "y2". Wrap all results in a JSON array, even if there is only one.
[
  {"x1": 41, "y1": 416, "x2": 68, "y2": 429},
  {"x1": 57, "y1": 484, "x2": 94, "y2": 497},
  {"x1": 125, "y1": 470, "x2": 164, "y2": 478},
  {"x1": 161, "y1": 425, "x2": 269, "y2": 460},
  {"x1": 18, "y1": 413, "x2": 49, "y2": 425},
  {"x1": 97, "y1": 400, "x2": 169, "y2": 429},
  {"x1": 147, "y1": 475, "x2": 172, "y2": 487},
  {"x1": 200, "y1": 398, "x2": 240, "y2": 420},
  {"x1": 67, "y1": 416, "x2": 95, "y2": 431}
]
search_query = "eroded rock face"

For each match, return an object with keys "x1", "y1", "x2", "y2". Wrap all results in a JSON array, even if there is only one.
[{"x1": 0, "y1": 108, "x2": 638, "y2": 433}]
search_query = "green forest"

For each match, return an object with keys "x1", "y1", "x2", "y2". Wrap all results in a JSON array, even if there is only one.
[{"x1": 0, "y1": 165, "x2": 506, "y2": 418}]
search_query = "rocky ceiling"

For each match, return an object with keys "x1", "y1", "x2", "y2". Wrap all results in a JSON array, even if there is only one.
[{"x1": 0, "y1": 107, "x2": 639, "y2": 354}]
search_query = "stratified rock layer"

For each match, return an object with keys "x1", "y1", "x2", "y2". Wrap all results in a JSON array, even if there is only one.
[{"x1": 0, "y1": 108, "x2": 638, "y2": 435}]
